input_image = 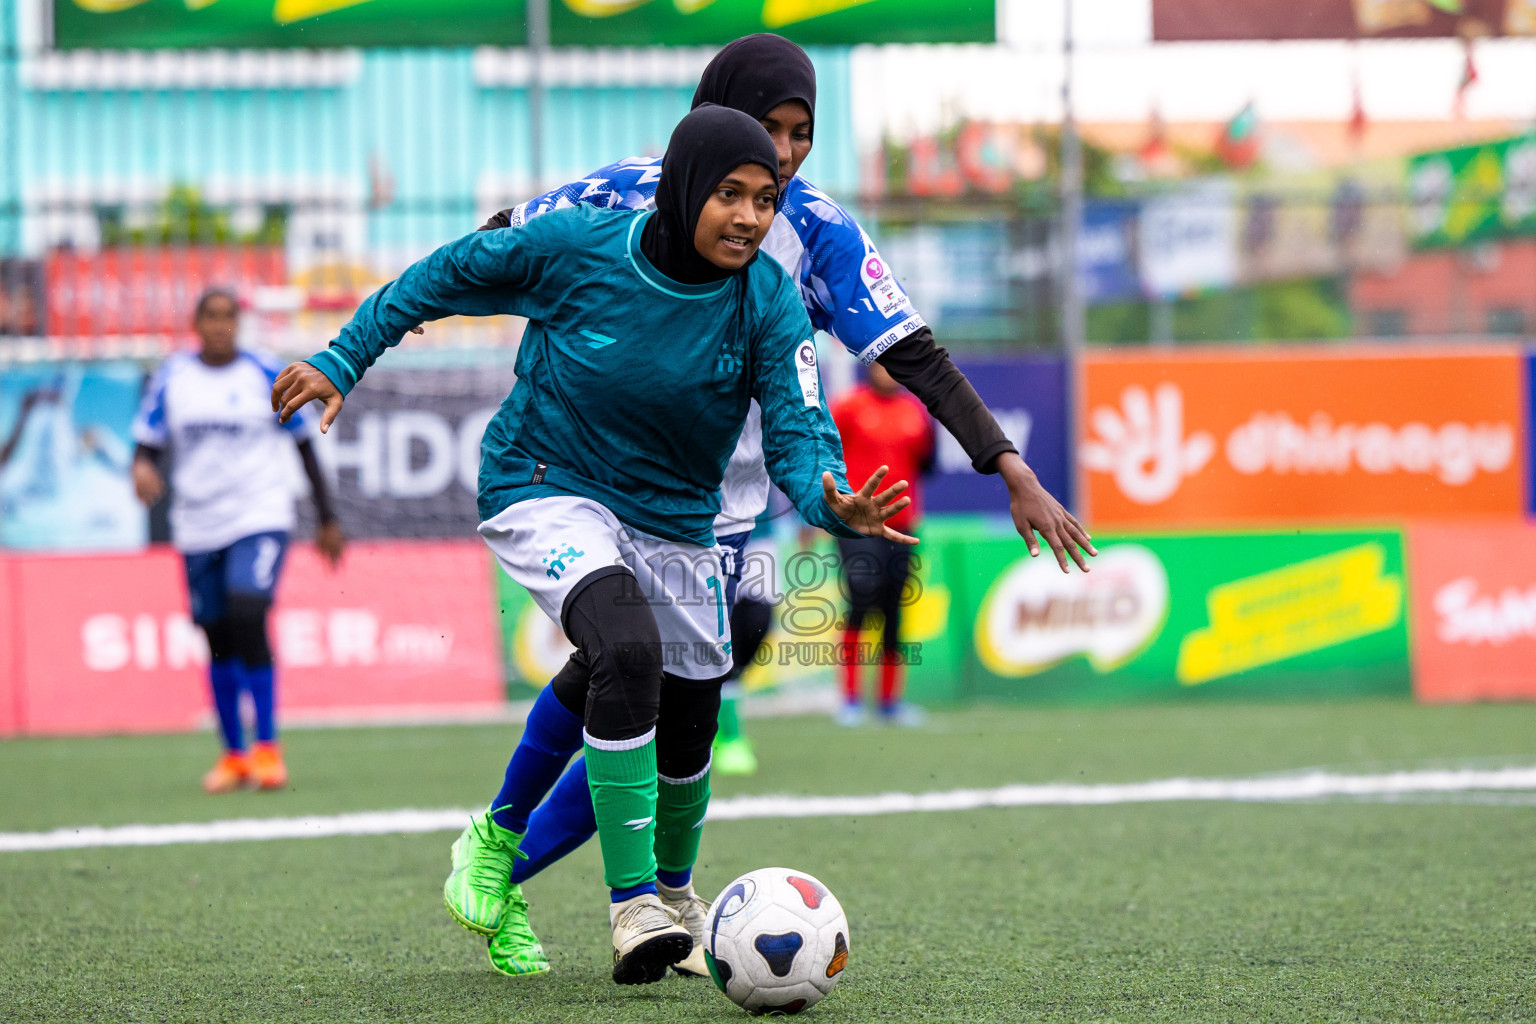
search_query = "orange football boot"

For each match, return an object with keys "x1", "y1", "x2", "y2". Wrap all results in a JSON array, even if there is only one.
[
  {"x1": 250, "y1": 741, "x2": 289, "y2": 791},
  {"x1": 202, "y1": 751, "x2": 251, "y2": 794}
]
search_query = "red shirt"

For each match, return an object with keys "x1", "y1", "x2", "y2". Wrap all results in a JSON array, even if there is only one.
[{"x1": 830, "y1": 385, "x2": 934, "y2": 532}]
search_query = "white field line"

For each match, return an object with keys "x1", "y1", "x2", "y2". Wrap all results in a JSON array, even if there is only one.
[{"x1": 4, "y1": 766, "x2": 1535, "y2": 854}]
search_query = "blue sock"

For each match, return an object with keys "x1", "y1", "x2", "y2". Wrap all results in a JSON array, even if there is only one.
[
  {"x1": 610, "y1": 881, "x2": 658, "y2": 903},
  {"x1": 655, "y1": 867, "x2": 692, "y2": 889},
  {"x1": 511, "y1": 756, "x2": 598, "y2": 884},
  {"x1": 209, "y1": 659, "x2": 244, "y2": 752},
  {"x1": 490, "y1": 685, "x2": 584, "y2": 834},
  {"x1": 242, "y1": 661, "x2": 277, "y2": 743}
]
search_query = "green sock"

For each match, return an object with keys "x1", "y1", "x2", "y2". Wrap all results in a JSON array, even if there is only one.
[
  {"x1": 584, "y1": 736, "x2": 659, "y2": 892},
  {"x1": 654, "y1": 768, "x2": 711, "y2": 876},
  {"x1": 716, "y1": 694, "x2": 742, "y2": 743}
]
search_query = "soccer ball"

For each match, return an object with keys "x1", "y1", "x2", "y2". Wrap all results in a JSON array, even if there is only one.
[{"x1": 703, "y1": 867, "x2": 850, "y2": 1016}]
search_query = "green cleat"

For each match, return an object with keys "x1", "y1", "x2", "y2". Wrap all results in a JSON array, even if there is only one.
[
  {"x1": 486, "y1": 884, "x2": 551, "y2": 978},
  {"x1": 713, "y1": 735, "x2": 758, "y2": 776},
  {"x1": 443, "y1": 809, "x2": 525, "y2": 936}
]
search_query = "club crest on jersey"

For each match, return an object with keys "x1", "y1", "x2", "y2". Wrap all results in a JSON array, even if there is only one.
[
  {"x1": 858, "y1": 231, "x2": 909, "y2": 317},
  {"x1": 543, "y1": 544, "x2": 586, "y2": 580},
  {"x1": 795, "y1": 340, "x2": 820, "y2": 408}
]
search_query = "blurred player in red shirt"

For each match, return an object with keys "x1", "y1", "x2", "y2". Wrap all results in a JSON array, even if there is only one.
[{"x1": 830, "y1": 362, "x2": 935, "y2": 727}]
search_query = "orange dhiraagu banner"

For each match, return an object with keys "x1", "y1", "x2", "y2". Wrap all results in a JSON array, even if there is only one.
[
  {"x1": 1080, "y1": 346, "x2": 1526, "y2": 528},
  {"x1": 1409, "y1": 522, "x2": 1536, "y2": 703},
  {"x1": 4, "y1": 540, "x2": 503, "y2": 736}
]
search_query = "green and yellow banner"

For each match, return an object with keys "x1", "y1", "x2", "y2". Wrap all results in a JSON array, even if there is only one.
[
  {"x1": 1407, "y1": 133, "x2": 1536, "y2": 249},
  {"x1": 910, "y1": 522, "x2": 1411, "y2": 704},
  {"x1": 54, "y1": 0, "x2": 994, "y2": 49},
  {"x1": 551, "y1": 0, "x2": 994, "y2": 46}
]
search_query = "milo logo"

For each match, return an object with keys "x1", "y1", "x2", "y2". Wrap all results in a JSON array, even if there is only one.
[{"x1": 975, "y1": 545, "x2": 1169, "y2": 677}]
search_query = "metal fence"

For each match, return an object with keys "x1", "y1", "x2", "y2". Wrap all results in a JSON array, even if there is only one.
[
  {"x1": 0, "y1": 37, "x2": 857, "y2": 359},
  {"x1": 3, "y1": 30, "x2": 1532, "y2": 359}
]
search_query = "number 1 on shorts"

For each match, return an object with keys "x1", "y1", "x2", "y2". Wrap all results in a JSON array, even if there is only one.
[{"x1": 706, "y1": 575, "x2": 724, "y2": 636}]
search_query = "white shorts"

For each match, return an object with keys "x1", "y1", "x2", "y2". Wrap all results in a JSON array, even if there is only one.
[{"x1": 479, "y1": 495, "x2": 731, "y2": 680}]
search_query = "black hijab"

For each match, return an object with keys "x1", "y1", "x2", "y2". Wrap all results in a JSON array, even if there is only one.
[
  {"x1": 692, "y1": 32, "x2": 817, "y2": 134},
  {"x1": 641, "y1": 104, "x2": 780, "y2": 286}
]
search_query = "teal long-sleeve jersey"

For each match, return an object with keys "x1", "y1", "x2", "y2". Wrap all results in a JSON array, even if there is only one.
[{"x1": 307, "y1": 205, "x2": 859, "y2": 547}]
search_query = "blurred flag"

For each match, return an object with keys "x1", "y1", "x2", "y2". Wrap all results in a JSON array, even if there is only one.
[
  {"x1": 1138, "y1": 106, "x2": 1178, "y2": 177},
  {"x1": 1215, "y1": 103, "x2": 1260, "y2": 170},
  {"x1": 1453, "y1": 35, "x2": 1480, "y2": 118},
  {"x1": 1347, "y1": 72, "x2": 1368, "y2": 147}
]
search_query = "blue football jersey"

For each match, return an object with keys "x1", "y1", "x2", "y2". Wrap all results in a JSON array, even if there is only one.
[{"x1": 507, "y1": 156, "x2": 927, "y2": 364}]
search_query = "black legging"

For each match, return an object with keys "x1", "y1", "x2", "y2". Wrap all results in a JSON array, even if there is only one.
[
  {"x1": 552, "y1": 569, "x2": 724, "y2": 779},
  {"x1": 836, "y1": 535, "x2": 912, "y2": 655}
]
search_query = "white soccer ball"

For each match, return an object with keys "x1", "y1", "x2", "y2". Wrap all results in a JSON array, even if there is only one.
[{"x1": 703, "y1": 867, "x2": 850, "y2": 1016}]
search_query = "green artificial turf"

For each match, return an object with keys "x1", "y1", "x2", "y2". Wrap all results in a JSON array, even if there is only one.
[{"x1": 1, "y1": 700, "x2": 1534, "y2": 1022}]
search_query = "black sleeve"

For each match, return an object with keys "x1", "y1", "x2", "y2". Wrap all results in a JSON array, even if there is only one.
[
  {"x1": 133, "y1": 443, "x2": 163, "y2": 463},
  {"x1": 479, "y1": 209, "x2": 513, "y2": 231},
  {"x1": 875, "y1": 327, "x2": 1017, "y2": 474},
  {"x1": 296, "y1": 438, "x2": 337, "y2": 526}
]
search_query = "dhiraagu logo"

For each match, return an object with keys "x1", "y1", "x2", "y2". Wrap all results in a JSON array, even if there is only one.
[
  {"x1": 1176, "y1": 543, "x2": 1403, "y2": 685},
  {"x1": 974, "y1": 545, "x2": 1169, "y2": 677}
]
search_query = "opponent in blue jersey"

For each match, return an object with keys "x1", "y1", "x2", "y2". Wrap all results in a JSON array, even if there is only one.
[
  {"x1": 271, "y1": 106, "x2": 911, "y2": 987},
  {"x1": 489, "y1": 36, "x2": 1092, "y2": 573},
  {"x1": 131, "y1": 288, "x2": 344, "y2": 794},
  {"x1": 452, "y1": 34, "x2": 1099, "y2": 982}
]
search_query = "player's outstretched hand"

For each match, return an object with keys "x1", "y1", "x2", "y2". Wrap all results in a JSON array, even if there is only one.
[
  {"x1": 821, "y1": 467, "x2": 918, "y2": 545},
  {"x1": 271, "y1": 362, "x2": 344, "y2": 433},
  {"x1": 317, "y1": 521, "x2": 346, "y2": 569},
  {"x1": 996, "y1": 451, "x2": 1096, "y2": 573}
]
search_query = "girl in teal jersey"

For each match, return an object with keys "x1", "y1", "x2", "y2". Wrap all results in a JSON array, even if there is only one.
[
  {"x1": 271, "y1": 105, "x2": 911, "y2": 987},
  {"x1": 447, "y1": 33, "x2": 1096, "y2": 985}
]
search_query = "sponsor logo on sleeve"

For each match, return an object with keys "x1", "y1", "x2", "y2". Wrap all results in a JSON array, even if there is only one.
[
  {"x1": 859, "y1": 250, "x2": 910, "y2": 318},
  {"x1": 795, "y1": 340, "x2": 820, "y2": 408}
]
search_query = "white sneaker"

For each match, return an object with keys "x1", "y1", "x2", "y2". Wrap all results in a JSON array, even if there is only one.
[
  {"x1": 657, "y1": 880, "x2": 711, "y2": 978},
  {"x1": 833, "y1": 702, "x2": 867, "y2": 728},
  {"x1": 609, "y1": 892, "x2": 693, "y2": 985}
]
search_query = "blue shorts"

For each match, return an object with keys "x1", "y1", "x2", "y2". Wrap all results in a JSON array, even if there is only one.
[
  {"x1": 717, "y1": 528, "x2": 752, "y2": 616},
  {"x1": 183, "y1": 531, "x2": 289, "y2": 625}
]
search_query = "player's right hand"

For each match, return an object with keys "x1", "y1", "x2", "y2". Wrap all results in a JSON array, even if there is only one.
[
  {"x1": 271, "y1": 362, "x2": 344, "y2": 434},
  {"x1": 822, "y1": 467, "x2": 917, "y2": 546}
]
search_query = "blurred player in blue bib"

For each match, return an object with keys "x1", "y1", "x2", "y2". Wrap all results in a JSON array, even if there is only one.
[{"x1": 131, "y1": 288, "x2": 344, "y2": 794}]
